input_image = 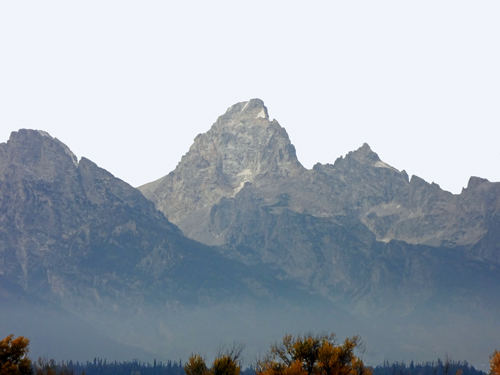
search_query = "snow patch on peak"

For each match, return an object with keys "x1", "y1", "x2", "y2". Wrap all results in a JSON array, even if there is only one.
[
  {"x1": 37, "y1": 130, "x2": 53, "y2": 138},
  {"x1": 54, "y1": 138, "x2": 79, "y2": 167},
  {"x1": 374, "y1": 161, "x2": 398, "y2": 172},
  {"x1": 257, "y1": 109, "x2": 267, "y2": 119},
  {"x1": 233, "y1": 168, "x2": 255, "y2": 194},
  {"x1": 237, "y1": 168, "x2": 254, "y2": 177},
  {"x1": 65, "y1": 148, "x2": 79, "y2": 167}
]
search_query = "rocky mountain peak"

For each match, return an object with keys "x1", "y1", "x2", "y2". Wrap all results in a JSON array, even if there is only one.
[
  {"x1": 350, "y1": 142, "x2": 378, "y2": 160},
  {"x1": 140, "y1": 99, "x2": 304, "y2": 224},
  {"x1": 138, "y1": 98, "x2": 500, "y2": 258},
  {"x1": 3, "y1": 110, "x2": 500, "y2": 365},
  {"x1": 214, "y1": 98, "x2": 269, "y2": 127},
  {"x1": 0, "y1": 128, "x2": 183, "y2": 299},
  {"x1": 466, "y1": 176, "x2": 490, "y2": 190},
  {"x1": 343, "y1": 142, "x2": 399, "y2": 172},
  {"x1": 0, "y1": 129, "x2": 79, "y2": 182},
  {"x1": 197, "y1": 98, "x2": 303, "y2": 181}
]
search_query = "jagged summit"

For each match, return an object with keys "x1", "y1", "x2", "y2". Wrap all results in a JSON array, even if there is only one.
[
  {"x1": 313, "y1": 142, "x2": 399, "y2": 175},
  {"x1": 216, "y1": 98, "x2": 270, "y2": 125},
  {"x1": 140, "y1": 98, "x2": 304, "y2": 224},
  {"x1": 2, "y1": 127, "x2": 314, "y2": 361},
  {"x1": 466, "y1": 176, "x2": 490, "y2": 190},
  {"x1": 347, "y1": 143, "x2": 399, "y2": 171},
  {"x1": 0, "y1": 128, "x2": 186, "y2": 297},
  {"x1": 349, "y1": 143, "x2": 379, "y2": 161},
  {"x1": 1, "y1": 129, "x2": 79, "y2": 180},
  {"x1": 139, "y1": 98, "x2": 500, "y2": 253},
  {"x1": 3, "y1": 104, "x2": 500, "y2": 365},
  {"x1": 199, "y1": 97, "x2": 303, "y2": 177}
]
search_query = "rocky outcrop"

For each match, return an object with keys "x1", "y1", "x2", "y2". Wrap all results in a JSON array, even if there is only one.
[
  {"x1": 2, "y1": 116, "x2": 500, "y2": 364},
  {"x1": 0, "y1": 129, "x2": 302, "y2": 312},
  {"x1": 311, "y1": 145, "x2": 496, "y2": 248},
  {"x1": 140, "y1": 99, "x2": 305, "y2": 226},
  {"x1": 1, "y1": 128, "x2": 331, "y2": 360},
  {"x1": 0, "y1": 130, "x2": 176, "y2": 308},
  {"x1": 135, "y1": 99, "x2": 500, "y2": 364},
  {"x1": 139, "y1": 99, "x2": 500, "y2": 282}
]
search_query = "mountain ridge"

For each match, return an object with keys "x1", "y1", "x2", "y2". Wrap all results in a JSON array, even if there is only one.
[
  {"x1": 1, "y1": 128, "x2": 329, "y2": 360},
  {"x1": 139, "y1": 99, "x2": 500, "y2": 257},
  {"x1": 1, "y1": 100, "x2": 500, "y2": 365},
  {"x1": 135, "y1": 99, "x2": 500, "y2": 364}
]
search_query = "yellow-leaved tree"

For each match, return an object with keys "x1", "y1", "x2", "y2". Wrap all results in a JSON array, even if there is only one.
[
  {"x1": 490, "y1": 350, "x2": 500, "y2": 375},
  {"x1": 185, "y1": 355, "x2": 209, "y2": 375},
  {"x1": 0, "y1": 335, "x2": 32, "y2": 375},
  {"x1": 256, "y1": 333, "x2": 371, "y2": 375},
  {"x1": 184, "y1": 343, "x2": 244, "y2": 375}
]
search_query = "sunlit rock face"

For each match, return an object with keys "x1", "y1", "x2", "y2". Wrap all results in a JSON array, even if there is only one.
[
  {"x1": 136, "y1": 100, "x2": 500, "y2": 366},
  {"x1": 0, "y1": 129, "x2": 277, "y2": 311},
  {"x1": 0, "y1": 129, "x2": 182, "y2": 308},
  {"x1": 139, "y1": 99, "x2": 305, "y2": 230},
  {"x1": 0, "y1": 128, "x2": 321, "y2": 361},
  {"x1": 2, "y1": 100, "x2": 500, "y2": 365},
  {"x1": 139, "y1": 98, "x2": 500, "y2": 288}
]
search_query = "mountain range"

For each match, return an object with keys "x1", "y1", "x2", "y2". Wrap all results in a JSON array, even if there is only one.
[{"x1": 1, "y1": 99, "x2": 499, "y2": 367}]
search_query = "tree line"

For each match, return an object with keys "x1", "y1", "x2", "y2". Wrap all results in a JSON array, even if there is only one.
[
  {"x1": 1, "y1": 333, "x2": 499, "y2": 375},
  {"x1": 32, "y1": 358, "x2": 186, "y2": 375},
  {"x1": 372, "y1": 359, "x2": 486, "y2": 375}
]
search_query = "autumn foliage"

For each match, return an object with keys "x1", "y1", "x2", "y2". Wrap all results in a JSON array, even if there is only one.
[
  {"x1": 256, "y1": 333, "x2": 371, "y2": 375},
  {"x1": 185, "y1": 355, "x2": 211, "y2": 375},
  {"x1": 1, "y1": 332, "x2": 494, "y2": 375},
  {"x1": 184, "y1": 343, "x2": 243, "y2": 375},
  {"x1": 0, "y1": 335, "x2": 32, "y2": 375},
  {"x1": 490, "y1": 350, "x2": 500, "y2": 375}
]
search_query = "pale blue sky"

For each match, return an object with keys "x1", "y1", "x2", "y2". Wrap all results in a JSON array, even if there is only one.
[{"x1": 1, "y1": 1, "x2": 499, "y2": 193}]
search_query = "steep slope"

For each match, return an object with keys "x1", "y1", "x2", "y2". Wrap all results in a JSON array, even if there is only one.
[
  {"x1": 310, "y1": 145, "x2": 498, "y2": 249},
  {"x1": 2, "y1": 100, "x2": 499, "y2": 365},
  {"x1": 140, "y1": 99, "x2": 305, "y2": 240},
  {"x1": 141, "y1": 101, "x2": 500, "y2": 255},
  {"x1": 139, "y1": 99, "x2": 500, "y2": 285},
  {"x1": 138, "y1": 99, "x2": 500, "y2": 364},
  {"x1": 0, "y1": 129, "x2": 322, "y2": 360},
  {"x1": 0, "y1": 130, "x2": 178, "y2": 307}
]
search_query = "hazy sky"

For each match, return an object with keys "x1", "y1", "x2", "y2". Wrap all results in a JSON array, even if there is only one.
[{"x1": 1, "y1": 1, "x2": 499, "y2": 193}]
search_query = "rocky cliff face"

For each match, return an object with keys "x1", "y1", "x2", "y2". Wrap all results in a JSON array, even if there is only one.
[
  {"x1": 0, "y1": 129, "x2": 321, "y2": 360},
  {"x1": 140, "y1": 99, "x2": 305, "y2": 228},
  {"x1": 0, "y1": 129, "x2": 183, "y2": 310},
  {"x1": 311, "y1": 145, "x2": 497, "y2": 249},
  {"x1": 139, "y1": 99, "x2": 500, "y2": 299},
  {"x1": 2, "y1": 102, "x2": 500, "y2": 365},
  {"x1": 136, "y1": 99, "x2": 500, "y2": 364}
]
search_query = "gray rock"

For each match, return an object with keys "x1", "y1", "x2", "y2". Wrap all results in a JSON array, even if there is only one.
[
  {"x1": 136, "y1": 99, "x2": 500, "y2": 364},
  {"x1": 0, "y1": 129, "x2": 316, "y2": 359},
  {"x1": 3, "y1": 100, "x2": 500, "y2": 364},
  {"x1": 139, "y1": 99, "x2": 500, "y2": 295},
  {"x1": 140, "y1": 99, "x2": 305, "y2": 225}
]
